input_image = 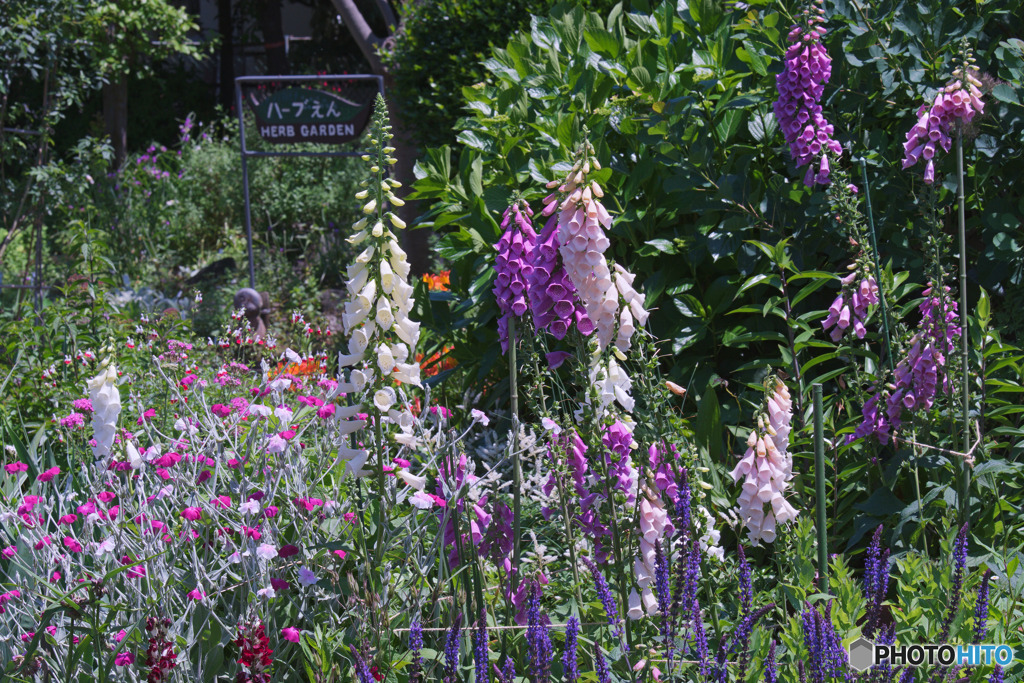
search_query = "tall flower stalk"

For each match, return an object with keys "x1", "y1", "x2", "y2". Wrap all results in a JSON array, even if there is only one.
[{"x1": 337, "y1": 95, "x2": 422, "y2": 564}]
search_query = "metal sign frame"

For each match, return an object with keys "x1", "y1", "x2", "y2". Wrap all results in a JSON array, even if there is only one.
[{"x1": 234, "y1": 74, "x2": 384, "y2": 288}]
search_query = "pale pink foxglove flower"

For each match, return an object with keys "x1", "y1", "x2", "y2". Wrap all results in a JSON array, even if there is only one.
[
  {"x1": 544, "y1": 142, "x2": 649, "y2": 352},
  {"x1": 630, "y1": 486, "x2": 672, "y2": 619},
  {"x1": 730, "y1": 378, "x2": 798, "y2": 545},
  {"x1": 627, "y1": 588, "x2": 644, "y2": 620}
]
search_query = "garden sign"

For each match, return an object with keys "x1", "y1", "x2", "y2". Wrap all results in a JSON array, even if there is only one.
[
  {"x1": 235, "y1": 74, "x2": 383, "y2": 287},
  {"x1": 252, "y1": 88, "x2": 373, "y2": 144}
]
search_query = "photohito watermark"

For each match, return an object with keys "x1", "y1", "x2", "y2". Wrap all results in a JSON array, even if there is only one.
[{"x1": 847, "y1": 637, "x2": 1016, "y2": 672}]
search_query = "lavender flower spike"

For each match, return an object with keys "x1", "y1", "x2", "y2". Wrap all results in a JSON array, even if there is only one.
[
  {"x1": 443, "y1": 612, "x2": 462, "y2": 683},
  {"x1": 582, "y1": 556, "x2": 623, "y2": 641},
  {"x1": 764, "y1": 640, "x2": 779, "y2": 683},
  {"x1": 974, "y1": 569, "x2": 993, "y2": 643},
  {"x1": 526, "y1": 582, "x2": 553, "y2": 683},
  {"x1": 409, "y1": 620, "x2": 424, "y2": 683},
  {"x1": 474, "y1": 609, "x2": 490, "y2": 683},
  {"x1": 939, "y1": 523, "x2": 970, "y2": 640},
  {"x1": 562, "y1": 616, "x2": 580, "y2": 682}
]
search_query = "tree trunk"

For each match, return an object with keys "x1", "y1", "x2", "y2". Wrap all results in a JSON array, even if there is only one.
[
  {"x1": 260, "y1": 0, "x2": 289, "y2": 75},
  {"x1": 103, "y1": 77, "x2": 128, "y2": 168},
  {"x1": 384, "y1": 79, "x2": 430, "y2": 277},
  {"x1": 218, "y1": 0, "x2": 235, "y2": 110}
]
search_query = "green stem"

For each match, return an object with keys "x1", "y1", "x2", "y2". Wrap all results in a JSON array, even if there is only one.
[
  {"x1": 553, "y1": 462, "x2": 584, "y2": 608},
  {"x1": 373, "y1": 414, "x2": 387, "y2": 567},
  {"x1": 955, "y1": 125, "x2": 971, "y2": 525},
  {"x1": 813, "y1": 384, "x2": 828, "y2": 594},
  {"x1": 509, "y1": 315, "x2": 523, "y2": 591},
  {"x1": 859, "y1": 158, "x2": 895, "y2": 374},
  {"x1": 911, "y1": 433, "x2": 929, "y2": 557}
]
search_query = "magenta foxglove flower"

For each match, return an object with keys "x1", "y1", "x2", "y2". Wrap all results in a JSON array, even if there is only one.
[
  {"x1": 730, "y1": 379, "x2": 798, "y2": 545},
  {"x1": 821, "y1": 270, "x2": 879, "y2": 341},
  {"x1": 851, "y1": 285, "x2": 960, "y2": 445},
  {"x1": 494, "y1": 201, "x2": 538, "y2": 353},
  {"x1": 526, "y1": 214, "x2": 592, "y2": 341},
  {"x1": 772, "y1": 0, "x2": 843, "y2": 186},
  {"x1": 903, "y1": 68, "x2": 984, "y2": 184}
]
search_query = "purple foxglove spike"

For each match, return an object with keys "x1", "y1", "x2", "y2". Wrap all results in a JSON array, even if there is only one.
[
  {"x1": 493, "y1": 203, "x2": 538, "y2": 354},
  {"x1": 773, "y1": 8, "x2": 841, "y2": 186}
]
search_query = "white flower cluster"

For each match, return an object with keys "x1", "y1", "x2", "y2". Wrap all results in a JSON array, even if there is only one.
[
  {"x1": 87, "y1": 358, "x2": 121, "y2": 464},
  {"x1": 576, "y1": 355, "x2": 636, "y2": 427},
  {"x1": 695, "y1": 505, "x2": 724, "y2": 561},
  {"x1": 335, "y1": 97, "x2": 422, "y2": 474}
]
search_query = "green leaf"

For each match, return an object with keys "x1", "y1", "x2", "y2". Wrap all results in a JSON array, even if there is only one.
[
  {"x1": 992, "y1": 83, "x2": 1020, "y2": 105},
  {"x1": 643, "y1": 238, "x2": 677, "y2": 254},
  {"x1": 694, "y1": 380, "x2": 724, "y2": 487},
  {"x1": 630, "y1": 65, "x2": 652, "y2": 89},
  {"x1": 747, "y1": 110, "x2": 777, "y2": 143},
  {"x1": 792, "y1": 277, "x2": 833, "y2": 307},
  {"x1": 583, "y1": 27, "x2": 620, "y2": 57},
  {"x1": 737, "y1": 44, "x2": 768, "y2": 76},
  {"x1": 738, "y1": 273, "x2": 781, "y2": 294},
  {"x1": 715, "y1": 109, "x2": 744, "y2": 143}
]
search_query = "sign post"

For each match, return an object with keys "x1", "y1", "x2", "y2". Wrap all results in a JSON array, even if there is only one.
[{"x1": 234, "y1": 74, "x2": 383, "y2": 288}]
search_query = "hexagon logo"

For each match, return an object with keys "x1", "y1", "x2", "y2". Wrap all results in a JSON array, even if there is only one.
[{"x1": 848, "y1": 637, "x2": 876, "y2": 672}]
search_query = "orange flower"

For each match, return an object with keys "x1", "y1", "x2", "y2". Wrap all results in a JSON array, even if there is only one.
[
  {"x1": 416, "y1": 345, "x2": 456, "y2": 378},
  {"x1": 422, "y1": 270, "x2": 451, "y2": 292},
  {"x1": 270, "y1": 358, "x2": 327, "y2": 390}
]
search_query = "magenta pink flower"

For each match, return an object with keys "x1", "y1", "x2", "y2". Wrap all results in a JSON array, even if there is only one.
[
  {"x1": 851, "y1": 284, "x2": 960, "y2": 444},
  {"x1": 4, "y1": 461, "x2": 28, "y2": 474},
  {"x1": 211, "y1": 403, "x2": 232, "y2": 417},
  {"x1": 281, "y1": 627, "x2": 301, "y2": 643},
  {"x1": 115, "y1": 651, "x2": 135, "y2": 666},
  {"x1": 187, "y1": 588, "x2": 205, "y2": 601},
  {"x1": 62, "y1": 536, "x2": 83, "y2": 553},
  {"x1": 37, "y1": 466, "x2": 60, "y2": 482},
  {"x1": 59, "y1": 412, "x2": 85, "y2": 429},
  {"x1": 526, "y1": 214, "x2": 592, "y2": 342},
  {"x1": 821, "y1": 271, "x2": 879, "y2": 341},
  {"x1": 72, "y1": 398, "x2": 94, "y2": 413}
]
